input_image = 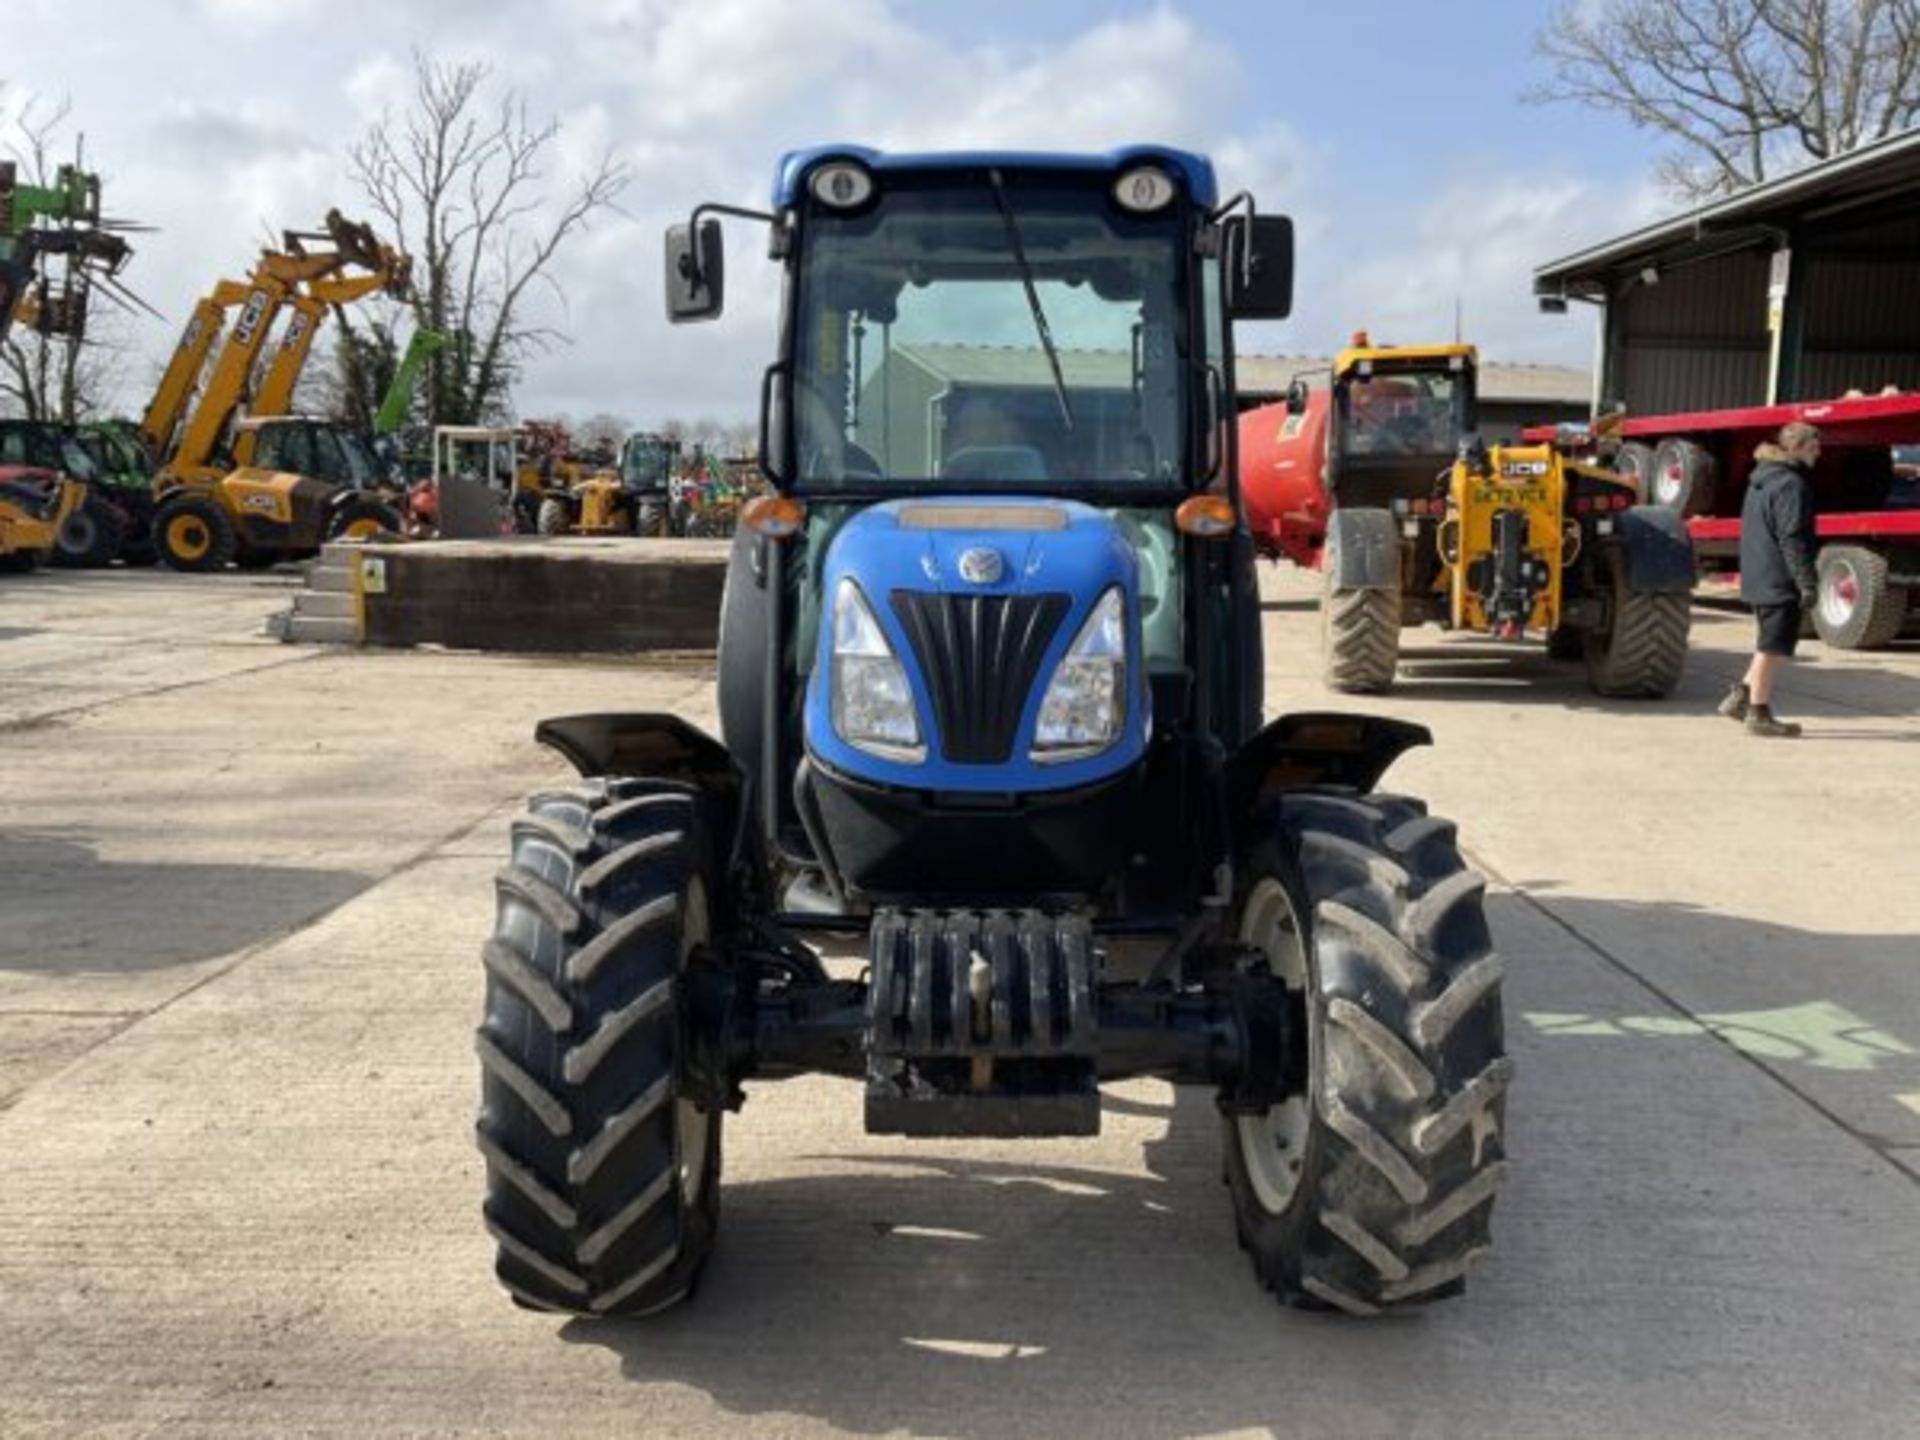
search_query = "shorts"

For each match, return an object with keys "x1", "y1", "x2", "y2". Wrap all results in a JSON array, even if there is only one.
[{"x1": 1754, "y1": 601, "x2": 1802, "y2": 657}]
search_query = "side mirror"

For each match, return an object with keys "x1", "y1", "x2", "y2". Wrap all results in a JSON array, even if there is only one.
[
  {"x1": 1226, "y1": 215, "x2": 1293, "y2": 321},
  {"x1": 664, "y1": 219, "x2": 724, "y2": 323},
  {"x1": 1284, "y1": 379, "x2": 1309, "y2": 416}
]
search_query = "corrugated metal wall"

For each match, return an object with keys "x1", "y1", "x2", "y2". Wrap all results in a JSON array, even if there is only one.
[
  {"x1": 1793, "y1": 211, "x2": 1920, "y2": 400},
  {"x1": 1608, "y1": 248, "x2": 1771, "y2": 413}
]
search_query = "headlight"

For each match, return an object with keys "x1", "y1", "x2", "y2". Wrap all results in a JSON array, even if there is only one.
[
  {"x1": 1032, "y1": 587, "x2": 1126, "y2": 762},
  {"x1": 830, "y1": 580, "x2": 923, "y2": 762}
]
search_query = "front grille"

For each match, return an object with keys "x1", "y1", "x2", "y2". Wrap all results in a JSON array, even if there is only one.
[{"x1": 891, "y1": 591, "x2": 1070, "y2": 764}]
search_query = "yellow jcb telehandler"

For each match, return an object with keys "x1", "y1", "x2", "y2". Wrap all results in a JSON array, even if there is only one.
[{"x1": 1307, "y1": 342, "x2": 1696, "y2": 696}]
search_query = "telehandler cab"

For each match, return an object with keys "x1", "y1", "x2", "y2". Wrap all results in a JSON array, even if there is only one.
[{"x1": 477, "y1": 148, "x2": 1507, "y2": 1320}]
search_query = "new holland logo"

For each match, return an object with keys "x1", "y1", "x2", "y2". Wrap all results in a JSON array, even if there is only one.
[{"x1": 957, "y1": 547, "x2": 1003, "y2": 585}]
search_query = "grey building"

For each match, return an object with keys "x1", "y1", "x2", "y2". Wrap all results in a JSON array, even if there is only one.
[{"x1": 853, "y1": 343, "x2": 1591, "y2": 465}]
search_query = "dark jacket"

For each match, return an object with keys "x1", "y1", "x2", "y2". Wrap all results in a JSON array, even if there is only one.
[{"x1": 1740, "y1": 446, "x2": 1818, "y2": 605}]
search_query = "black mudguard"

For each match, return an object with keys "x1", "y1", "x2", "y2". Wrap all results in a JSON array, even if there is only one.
[
  {"x1": 535, "y1": 711, "x2": 752, "y2": 885},
  {"x1": 1616, "y1": 506, "x2": 1695, "y2": 592},
  {"x1": 1230, "y1": 711, "x2": 1432, "y2": 819},
  {"x1": 1325, "y1": 507, "x2": 1401, "y2": 590},
  {"x1": 536, "y1": 711, "x2": 738, "y2": 786}
]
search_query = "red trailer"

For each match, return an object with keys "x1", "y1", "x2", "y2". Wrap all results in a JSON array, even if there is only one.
[{"x1": 1525, "y1": 393, "x2": 1920, "y2": 647}]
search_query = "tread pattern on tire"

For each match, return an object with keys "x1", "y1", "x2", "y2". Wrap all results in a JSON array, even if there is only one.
[
  {"x1": 1814, "y1": 544, "x2": 1907, "y2": 650},
  {"x1": 1323, "y1": 585, "x2": 1400, "y2": 693},
  {"x1": 54, "y1": 494, "x2": 127, "y2": 568},
  {"x1": 1585, "y1": 564, "x2": 1689, "y2": 698},
  {"x1": 1227, "y1": 789, "x2": 1507, "y2": 1313},
  {"x1": 477, "y1": 777, "x2": 720, "y2": 1317}
]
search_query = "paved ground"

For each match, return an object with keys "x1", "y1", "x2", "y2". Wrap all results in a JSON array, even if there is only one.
[{"x1": 1, "y1": 561, "x2": 1916, "y2": 1438}]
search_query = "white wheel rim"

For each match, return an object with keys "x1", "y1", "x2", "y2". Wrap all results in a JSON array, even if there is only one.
[
  {"x1": 1235, "y1": 877, "x2": 1313, "y2": 1216},
  {"x1": 1820, "y1": 561, "x2": 1858, "y2": 627},
  {"x1": 1653, "y1": 463, "x2": 1683, "y2": 506},
  {"x1": 676, "y1": 875, "x2": 712, "y2": 1209}
]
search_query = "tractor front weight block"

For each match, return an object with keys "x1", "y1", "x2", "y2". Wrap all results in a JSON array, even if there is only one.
[{"x1": 701, "y1": 909, "x2": 1303, "y2": 1139}]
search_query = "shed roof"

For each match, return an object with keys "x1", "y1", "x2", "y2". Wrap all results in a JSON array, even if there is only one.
[{"x1": 1535, "y1": 125, "x2": 1920, "y2": 297}]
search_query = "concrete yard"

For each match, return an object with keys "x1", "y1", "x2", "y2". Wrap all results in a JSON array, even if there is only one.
[{"x1": 1, "y1": 561, "x2": 1916, "y2": 1438}]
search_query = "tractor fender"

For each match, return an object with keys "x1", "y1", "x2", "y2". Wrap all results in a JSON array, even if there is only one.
[
  {"x1": 535, "y1": 711, "x2": 751, "y2": 880},
  {"x1": 1230, "y1": 711, "x2": 1432, "y2": 814},
  {"x1": 1324, "y1": 507, "x2": 1401, "y2": 591},
  {"x1": 536, "y1": 711, "x2": 739, "y2": 786},
  {"x1": 1614, "y1": 505, "x2": 1695, "y2": 592}
]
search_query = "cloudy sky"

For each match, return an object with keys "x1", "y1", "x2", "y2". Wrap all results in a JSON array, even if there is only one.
[{"x1": 7, "y1": 0, "x2": 1670, "y2": 426}]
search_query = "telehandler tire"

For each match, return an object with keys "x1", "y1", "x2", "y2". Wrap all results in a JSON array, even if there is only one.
[
  {"x1": 478, "y1": 777, "x2": 723, "y2": 1317},
  {"x1": 327, "y1": 496, "x2": 403, "y2": 544},
  {"x1": 54, "y1": 494, "x2": 127, "y2": 568},
  {"x1": 153, "y1": 494, "x2": 237, "y2": 572},
  {"x1": 537, "y1": 498, "x2": 571, "y2": 536},
  {"x1": 1224, "y1": 789, "x2": 1507, "y2": 1314},
  {"x1": 1321, "y1": 584, "x2": 1400, "y2": 693},
  {"x1": 1583, "y1": 554, "x2": 1689, "y2": 698}
]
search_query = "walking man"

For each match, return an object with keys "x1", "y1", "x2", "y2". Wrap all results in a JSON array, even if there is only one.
[{"x1": 1718, "y1": 421, "x2": 1821, "y2": 738}]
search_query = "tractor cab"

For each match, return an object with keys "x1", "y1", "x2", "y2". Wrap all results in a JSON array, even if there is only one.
[
  {"x1": 1328, "y1": 337, "x2": 1476, "y2": 511},
  {"x1": 664, "y1": 148, "x2": 1296, "y2": 896}
]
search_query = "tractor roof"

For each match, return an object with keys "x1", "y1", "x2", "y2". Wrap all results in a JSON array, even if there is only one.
[{"x1": 772, "y1": 145, "x2": 1219, "y2": 210}]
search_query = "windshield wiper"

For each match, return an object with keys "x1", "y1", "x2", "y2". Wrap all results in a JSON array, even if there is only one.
[{"x1": 987, "y1": 168, "x2": 1074, "y2": 432}]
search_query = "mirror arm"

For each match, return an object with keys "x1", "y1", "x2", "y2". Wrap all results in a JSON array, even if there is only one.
[
  {"x1": 686, "y1": 202, "x2": 779, "y2": 285},
  {"x1": 1208, "y1": 191, "x2": 1257, "y2": 291}
]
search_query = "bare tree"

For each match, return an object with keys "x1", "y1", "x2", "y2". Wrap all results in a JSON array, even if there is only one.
[
  {"x1": 1533, "y1": 0, "x2": 1920, "y2": 198},
  {"x1": 348, "y1": 52, "x2": 629, "y2": 427},
  {"x1": 574, "y1": 410, "x2": 628, "y2": 457},
  {"x1": 0, "y1": 94, "x2": 127, "y2": 422}
]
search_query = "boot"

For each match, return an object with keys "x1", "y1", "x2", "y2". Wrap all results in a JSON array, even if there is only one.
[
  {"x1": 1746, "y1": 704, "x2": 1801, "y2": 738},
  {"x1": 1717, "y1": 681, "x2": 1750, "y2": 722}
]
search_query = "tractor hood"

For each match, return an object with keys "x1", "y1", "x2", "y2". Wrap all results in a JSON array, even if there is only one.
[{"x1": 804, "y1": 497, "x2": 1151, "y2": 793}]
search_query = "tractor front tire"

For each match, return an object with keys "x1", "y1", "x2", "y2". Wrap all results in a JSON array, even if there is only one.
[
  {"x1": 537, "y1": 498, "x2": 571, "y2": 536},
  {"x1": 1322, "y1": 584, "x2": 1400, "y2": 693},
  {"x1": 54, "y1": 494, "x2": 128, "y2": 569},
  {"x1": 152, "y1": 494, "x2": 237, "y2": 573},
  {"x1": 1224, "y1": 789, "x2": 1508, "y2": 1314},
  {"x1": 478, "y1": 777, "x2": 723, "y2": 1317},
  {"x1": 1583, "y1": 553, "x2": 1689, "y2": 698}
]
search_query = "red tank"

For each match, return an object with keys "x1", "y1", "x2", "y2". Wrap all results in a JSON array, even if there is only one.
[{"x1": 1238, "y1": 390, "x2": 1332, "y2": 568}]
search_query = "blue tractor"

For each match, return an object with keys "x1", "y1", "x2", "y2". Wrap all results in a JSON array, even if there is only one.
[{"x1": 477, "y1": 147, "x2": 1507, "y2": 1319}]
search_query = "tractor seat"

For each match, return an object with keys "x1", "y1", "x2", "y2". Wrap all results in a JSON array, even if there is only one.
[{"x1": 942, "y1": 445, "x2": 1048, "y2": 482}]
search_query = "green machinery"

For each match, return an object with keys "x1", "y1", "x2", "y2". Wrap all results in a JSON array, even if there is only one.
[{"x1": 0, "y1": 161, "x2": 132, "y2": 347}]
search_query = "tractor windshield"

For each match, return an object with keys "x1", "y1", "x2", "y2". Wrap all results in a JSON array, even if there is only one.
[{"x1": 792, "y1": 175, "x2": 1191, "y2": 494}]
